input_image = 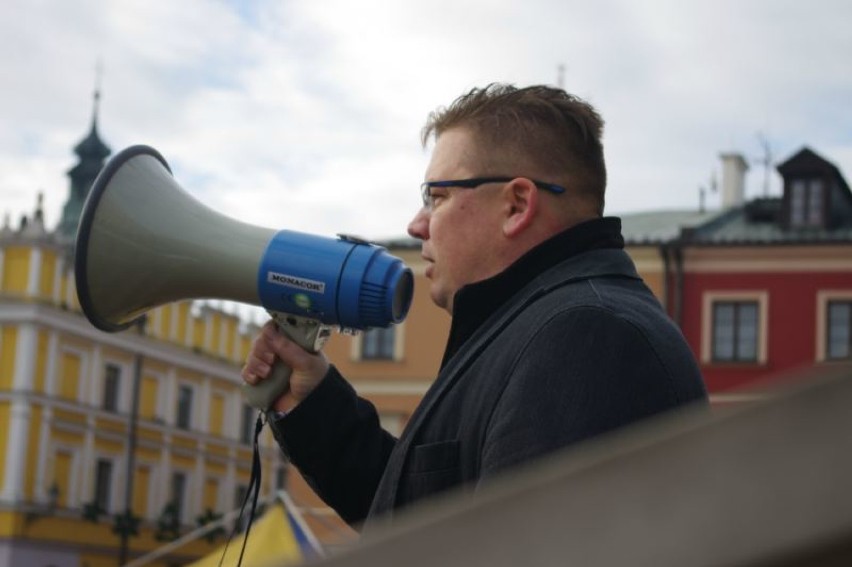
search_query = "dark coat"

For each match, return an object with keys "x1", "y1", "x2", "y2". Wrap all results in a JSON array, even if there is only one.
[{"x1": 270, "y1": 232, "x2": 707, "y2": 529}]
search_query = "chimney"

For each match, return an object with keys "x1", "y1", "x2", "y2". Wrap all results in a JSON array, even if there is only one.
[{"x1": 719, "y1": 153, "x2": 749, "y2": 209}]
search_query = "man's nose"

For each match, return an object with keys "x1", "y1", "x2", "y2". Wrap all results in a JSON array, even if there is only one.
[{"x1": 407, "y1": 208, "x2": 429, "y2": 240}]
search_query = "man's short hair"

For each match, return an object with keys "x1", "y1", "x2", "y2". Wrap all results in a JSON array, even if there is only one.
[{"x1": 422, "y1": 83, "x2": 607, "y2": 215}]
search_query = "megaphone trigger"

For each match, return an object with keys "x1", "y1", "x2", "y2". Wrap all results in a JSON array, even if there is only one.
[{"x1": 241, "y1": 312, "x2": 332, "y2": 411}]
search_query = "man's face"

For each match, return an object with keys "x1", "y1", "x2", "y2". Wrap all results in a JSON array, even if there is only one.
[{"x1": 407, "y1": 128, "x2": 507, "y2": 314}]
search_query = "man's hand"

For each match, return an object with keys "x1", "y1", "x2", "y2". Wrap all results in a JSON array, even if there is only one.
[{"x1": 241, "y1": 320, "x2": 330, "y2": 412}]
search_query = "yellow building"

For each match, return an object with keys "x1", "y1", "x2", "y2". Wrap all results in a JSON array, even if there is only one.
[
  {"x1": 0, "y1": 96, "x2": 294, "y2": 566},
  {"x1": 0, "y1": 93, "x2": 442, "y2": 565}
]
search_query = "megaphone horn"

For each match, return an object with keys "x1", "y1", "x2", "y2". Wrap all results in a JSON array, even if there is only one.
[{"x1": 75, "y1": 145, "x2": 414, "y2": 409}]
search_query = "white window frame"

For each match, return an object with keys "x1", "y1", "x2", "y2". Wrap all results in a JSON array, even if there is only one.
[
  {"x1": 816, "y1": 290, "x2": 852, "y2": 362},
  {"x1": 701, "y1": 291, "x2": 769, "y2": 364}
]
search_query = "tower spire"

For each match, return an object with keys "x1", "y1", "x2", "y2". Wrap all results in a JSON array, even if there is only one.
[
  {"x1": 92, "y1": 59, "x2": 103, "y2": 130},
  {"x1": 57, "y1": 64, "x2": 111, "y2": 245}
]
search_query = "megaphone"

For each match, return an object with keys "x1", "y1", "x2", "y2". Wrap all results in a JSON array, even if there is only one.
[{"x1": 75, "y1": 145, "x2": 414, "y2": 410}]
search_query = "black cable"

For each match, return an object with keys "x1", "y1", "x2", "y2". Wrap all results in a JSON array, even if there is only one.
[{"x1": 218, "y1": 413, "x2": 265, "y2": 567}]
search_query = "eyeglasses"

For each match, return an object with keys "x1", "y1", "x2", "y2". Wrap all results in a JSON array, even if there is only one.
[{"x1": 419, "y1": 176, "x2": 566, "y2": 210}]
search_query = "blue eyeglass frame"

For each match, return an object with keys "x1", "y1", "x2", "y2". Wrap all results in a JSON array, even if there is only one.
[{"x1": 420, "y1": 176, "x2": 566, "y2": 209}]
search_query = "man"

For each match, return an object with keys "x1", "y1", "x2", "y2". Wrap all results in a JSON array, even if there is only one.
[{"x1": 242, "y1": 83, "x2": 707, "y2": 529}]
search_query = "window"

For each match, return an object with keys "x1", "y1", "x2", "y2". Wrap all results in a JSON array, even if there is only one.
[
  {"x1": 807, "y1": 180, "x2": 823, "y2": 225},
  {"x1": 789, "y1": 178, "x2": 824, "y2": 228},
  {"x1": 94, "y1": 459, "x2": 113, "y2": 512},
  {"x1": 171, "y1": 472, "x2": 187, "y2": 523},
  {"x1": 361, "y1": 326, "x2": 397, "y2": 360},
  {"x1": 827, "y1": 301, "x2": 852, "y2": 360},
  {"x1": 712, "y1": 301, "x2": 758, "y2": 362},
  {"x1": 176, "y1": 385, "x2": 193, "y2": 430},
  {"x1": 790, "y1": 180, "x2": 805, "y2": 225},
  {"x1": 816, "y1": 292, "x2": 852, "y2": 362},
  {"x1": 103, "y1": 363, "x2": 121, "y2": 412},
  {"x1": 702, "y1": 292, "x2": 768, "y2": 365}
]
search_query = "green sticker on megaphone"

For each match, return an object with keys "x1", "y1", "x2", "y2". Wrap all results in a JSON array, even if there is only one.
[{"x1": 293, "y1": 293, "x2": 312, "y2": 311}]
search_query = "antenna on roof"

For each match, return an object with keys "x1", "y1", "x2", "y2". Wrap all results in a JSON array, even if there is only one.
[
  {"x1": 755, "y1": 132, "x2": 774, "y2": 197},
  {"x1": 698, "y1": 170, "x2": 718, "y2": 213}
]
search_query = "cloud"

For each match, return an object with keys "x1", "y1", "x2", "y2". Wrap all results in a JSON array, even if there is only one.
[{"x1": 1, "y1": 0, "x2": 850, "y2": 236}]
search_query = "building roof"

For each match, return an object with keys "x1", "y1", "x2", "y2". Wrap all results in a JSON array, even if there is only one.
[
  {"x1": 618, "y1": 209, "x2": 722, "y2": 244},
  {"x1": 684, "y1": 147, "x2": 852, "y2": 245},
  {"x1": 777, "y1": 146, "x2": 851, "y2": 195},
  {"x1": 72, "y1": 90, "x2": 111, "y2": 161},
  {"x1": 684, "y1": 198, "x2": 852, "y2": 245}
]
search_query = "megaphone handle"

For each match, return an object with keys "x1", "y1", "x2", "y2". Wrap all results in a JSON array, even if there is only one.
[
  {"x1": 242, "y1": 357, "x2": 294, "y2": 411},
  {"x1": 241, "y1": 313, "x2": 332, "y2": 411}
]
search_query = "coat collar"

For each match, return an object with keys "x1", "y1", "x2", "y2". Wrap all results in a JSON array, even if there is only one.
[{"x1": 442, "y1": 216, "x2": 625, "y2": 368}]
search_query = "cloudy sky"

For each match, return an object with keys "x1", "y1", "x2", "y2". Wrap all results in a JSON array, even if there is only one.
[{"x1": 2, "y1": 0, "x2": 851, "y2": 241}]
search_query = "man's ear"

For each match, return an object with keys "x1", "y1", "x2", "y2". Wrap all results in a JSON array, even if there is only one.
[{"x1": 502, "y1": 178, "x2": 538, "y2": 237}]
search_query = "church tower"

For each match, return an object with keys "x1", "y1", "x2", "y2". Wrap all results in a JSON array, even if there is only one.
[{"x1": 56, "y1": 88, "x2": 111, "y2": 245}]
